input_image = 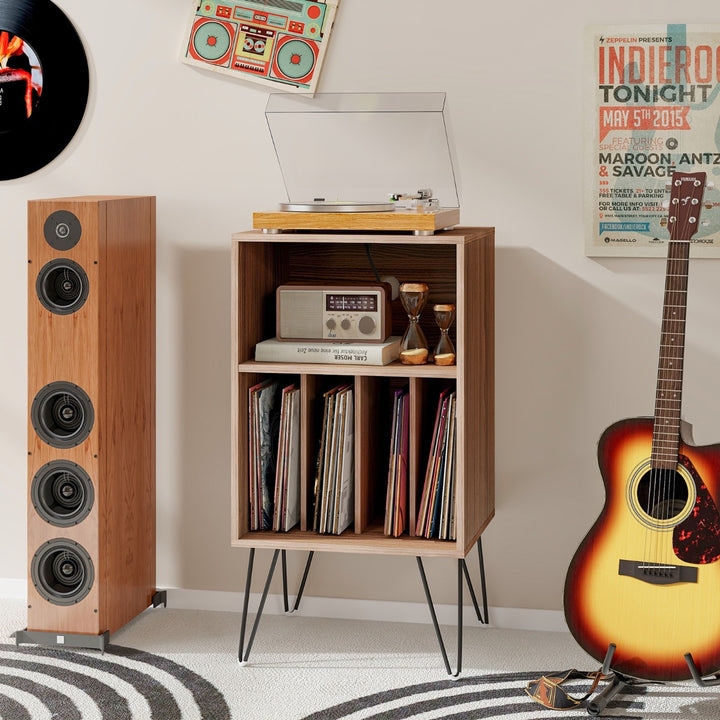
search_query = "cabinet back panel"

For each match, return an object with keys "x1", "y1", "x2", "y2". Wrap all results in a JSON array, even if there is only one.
[{"x1": 284, "y1": 243, "x2": 457, "y2": 345}]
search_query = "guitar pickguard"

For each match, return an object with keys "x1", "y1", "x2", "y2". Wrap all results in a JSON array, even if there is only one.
[{"x1": 673, "y1": 454, "x2": 720, "y2": 564}]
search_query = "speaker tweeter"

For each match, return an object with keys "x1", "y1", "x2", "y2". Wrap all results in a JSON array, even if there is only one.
[{"x1": 43, "y1": 210, "x2": 82, "y2": 251}]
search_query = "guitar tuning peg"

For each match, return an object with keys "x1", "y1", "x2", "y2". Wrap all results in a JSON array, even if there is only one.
[
  {"x1": 665, "y1": 181, "x2": 673, "y2": 190},
  {"x1": 707, "y1": 181, "x2": 715, "y2": 189}
]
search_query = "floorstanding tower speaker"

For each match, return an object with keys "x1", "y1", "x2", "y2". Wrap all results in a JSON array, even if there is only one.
[{"x1": 24, "y1": 196, "x2": 156, "y2": 649}]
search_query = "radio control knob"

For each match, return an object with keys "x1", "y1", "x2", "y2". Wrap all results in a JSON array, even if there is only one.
[
  {"x1": 326, "y1": 318, "x2": 336, "y2": 330},
  {"x1": 358, "y1": 316, "x2": 376, "y2": 335},
  {"x1": 341, "y1": 318, "x2": 351, "y2": 330}
]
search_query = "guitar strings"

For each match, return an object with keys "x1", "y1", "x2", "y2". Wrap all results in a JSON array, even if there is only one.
[{"x1": 648, "y1": 182, "x2": 694, "y2": 573}]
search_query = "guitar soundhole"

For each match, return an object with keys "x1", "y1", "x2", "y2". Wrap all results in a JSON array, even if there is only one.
[{"x1": 636, "y1": 470, "x2": 689, "y2": 521}]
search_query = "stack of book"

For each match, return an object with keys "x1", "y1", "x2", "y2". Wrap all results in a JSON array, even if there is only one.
[
  {"x1": 312, "y1": 384, "x2": 354, "y2": 534},
  {"x1": 255, "y1": 336, "x2": 401, "y2": 365},
  {"x1": 384, "y1": 388, "x2": 409, "y2": 537},
  {"x1": 248, "y1": 378, "x2": 301, "y2": 532},
  {"x1": 415, "y1": 388, "x2": 457, "y2": 540}
]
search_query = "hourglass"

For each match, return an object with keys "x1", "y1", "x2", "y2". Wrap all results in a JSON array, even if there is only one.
[
  {"x1": 399, "y1": 282, "x2": 429, "y2": 365},
  {"x1": 433, "y1": 304, "x2": 456, "y2": 366}
]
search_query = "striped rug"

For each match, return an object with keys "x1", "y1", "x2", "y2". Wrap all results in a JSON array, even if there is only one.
[
  {"x1": 299, "y1": 671, "x2": 643, "y2": 719},
  {"x1": 2, "y1": 604, "x2": 719, "y2": 719},
  {"x1": 0, "y1": 642, "x2": 665, "y2": 720},
  {"x1": 0, "y1": 643, "x2": 230, "y2": 720}
]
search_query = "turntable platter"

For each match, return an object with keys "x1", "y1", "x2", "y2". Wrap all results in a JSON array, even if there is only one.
[{"x1": 279, "y1": 201, "x2": 396, "y2": 213}]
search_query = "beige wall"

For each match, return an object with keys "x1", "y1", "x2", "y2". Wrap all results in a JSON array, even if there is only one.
[{"x1": 4, "y1": 0, "x2": 720, "y2": 614}]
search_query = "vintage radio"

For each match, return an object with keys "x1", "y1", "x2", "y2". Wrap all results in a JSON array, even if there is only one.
[{"x1": 276, "y1": 283, "x2": 392, "y2": 342}]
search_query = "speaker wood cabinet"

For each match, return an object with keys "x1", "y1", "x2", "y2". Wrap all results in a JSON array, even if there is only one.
[
  {"x1": 26, "y1": 196, "x2": 156, "y2": 644},
  {"x1": 231, "y1": 228, "x2": 494, "y2": 559}
]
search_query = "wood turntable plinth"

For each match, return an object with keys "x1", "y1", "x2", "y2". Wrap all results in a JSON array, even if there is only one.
[{"x1": 252, "y1": 207, "x2": 460, "y2": 235}]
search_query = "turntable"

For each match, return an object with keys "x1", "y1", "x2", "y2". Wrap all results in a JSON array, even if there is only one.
[{"x1": 253, "y1": 93, "x2": 461, "y2": 235}]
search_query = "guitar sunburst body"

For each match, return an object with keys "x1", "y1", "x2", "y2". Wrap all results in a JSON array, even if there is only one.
[
  {"x1": 564, "y1": 171, "x2": 720, "y2": 682},
  {"x1": 564, "y1": 417, "x2": 720, "y2": 681}
]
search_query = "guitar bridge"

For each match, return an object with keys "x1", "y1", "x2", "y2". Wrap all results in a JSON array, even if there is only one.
[{"x1": 618, "y1": 559, "x2": 698, "y2": 585}]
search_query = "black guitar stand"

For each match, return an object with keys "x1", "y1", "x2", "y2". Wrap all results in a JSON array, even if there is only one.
[
  {"x1": 587, "y1": 643, "x2": 720, "y2": 716},
  {"x1": 236, "y1": 538, "x2": 489, "y2": 676},
  {"x1": 584, "y1": 645, "x2": 641, "y2": 717}
]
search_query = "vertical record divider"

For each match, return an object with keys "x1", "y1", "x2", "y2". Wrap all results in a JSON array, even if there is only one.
[
  {"x1": 300, "y1": 374, "x2": 320, "y2": 532},
  {"x1": 408, "y1": 376, "x2": 425, "y2": 537},
  {"x1": 354, "y1": 375, "x2": 376, "y2": 534}
]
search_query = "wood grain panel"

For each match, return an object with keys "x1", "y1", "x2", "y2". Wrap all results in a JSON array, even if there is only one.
[
  {"x1": 231, "y1": 228, "x2": 494, "y2": 559},
  {"x1": 253, "y1": 208, "x2": 459, "y2": 233},
  {"x1": 102, "y1": 196, "x2": 156, "y2": 633},
  {"x1": 460, "y1": 230, "x2": 495, "y2": 554}
]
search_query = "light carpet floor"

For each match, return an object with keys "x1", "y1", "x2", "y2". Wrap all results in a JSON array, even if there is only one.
[{"x1": 2, "y1": 597, "x2": 719, "y2": 719}]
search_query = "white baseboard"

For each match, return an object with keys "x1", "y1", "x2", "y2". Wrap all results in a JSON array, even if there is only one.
[
  {"x1": 0, "y1": 578, "x2": 568, "y2": 633},
  {"x1": 166, "y1": 588, "x2": 569, "y2": 633}
]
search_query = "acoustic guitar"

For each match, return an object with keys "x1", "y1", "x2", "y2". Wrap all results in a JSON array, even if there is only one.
[{"x1": 564, "y1": 171, "x2": 720, "y2": 682}]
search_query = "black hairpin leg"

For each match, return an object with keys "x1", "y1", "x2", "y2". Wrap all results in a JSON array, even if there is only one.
[
  {"x1": 416, "y1": 537, "x2": 489, "y2": 677},
  {"x1": 464, "y1": 537, "x2": 489, "y2": 624},
  {"x1": 238, "y1": 548, "x2": 315, "y2": 664},
  {"x1": 281, "y1": 550, "x2": 289, "y2": 612},
  {"x1": 290, "y1": 551, "x2": 315, "y2": 613},
  {"x1": 238, "y1": 548, "x2": 280, "y2": 663}
]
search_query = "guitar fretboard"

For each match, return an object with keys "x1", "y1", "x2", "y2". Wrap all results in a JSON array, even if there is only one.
[
  {"x1": 651, "y1": 240, "x2": 689, "y2": 470},
  {"x1": 651, "y1": 171, "x2": 705, "y2": 470}
]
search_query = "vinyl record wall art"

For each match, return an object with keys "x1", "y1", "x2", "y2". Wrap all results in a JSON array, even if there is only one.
[{"x1": 0, "y1": 0, "x2": 88, "y2": 180}]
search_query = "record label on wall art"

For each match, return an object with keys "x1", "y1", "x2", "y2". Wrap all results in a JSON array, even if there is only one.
[{"x1": 0, "y1": 0, "x2": 88, "y2": 180}]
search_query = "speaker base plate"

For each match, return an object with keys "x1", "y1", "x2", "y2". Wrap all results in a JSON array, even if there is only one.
[{"x1": 15, "y1": 628, "x2": 109, "y2": 652}]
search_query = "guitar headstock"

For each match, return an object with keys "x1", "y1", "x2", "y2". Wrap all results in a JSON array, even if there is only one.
[{"x1": 668, "y1": 171, "x2": 707, "y2": 241}]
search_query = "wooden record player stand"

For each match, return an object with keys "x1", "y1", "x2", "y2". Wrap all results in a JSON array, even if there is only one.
[{"x1": 230, "y1": 227, "x2": 495, "y2": 675}]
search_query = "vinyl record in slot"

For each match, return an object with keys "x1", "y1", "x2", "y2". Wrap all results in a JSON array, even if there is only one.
[{"x1": 0, "y1": 0, "x2": 89, "y2": 180}]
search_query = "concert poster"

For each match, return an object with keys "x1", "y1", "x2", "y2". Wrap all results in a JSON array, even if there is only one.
[{"x1": 586, "y1": 25, "x2": 720, "y2": 257}]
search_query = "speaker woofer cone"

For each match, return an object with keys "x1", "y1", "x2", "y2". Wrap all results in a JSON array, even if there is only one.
[
  {"x1": 31, "y1": 460, "x2": 94, "y2": 526},
  {"x1": 31, "y1": 539, "x2": 94, "y2": 605},
  {"x1": 36, "y1": 259, "x2": 89, "y2": 315},
  {"x1": 31, "y1": 382, "x2": 94, "y2": 448}
]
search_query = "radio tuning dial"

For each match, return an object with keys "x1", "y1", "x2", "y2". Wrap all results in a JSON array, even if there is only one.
[
  {"x1": 358, "y1": 316, "x2": 376, "y2": 335},
  {"x1": 341, "y1": 318, "x2": 351, "y2": 330},
  {"x1": 326, "y1": 318, "x2": 336, "y2": 330}
]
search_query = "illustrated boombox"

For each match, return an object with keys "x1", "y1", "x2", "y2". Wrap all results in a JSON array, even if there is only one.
[{"x1": 182, "y1": 0, "x2": 339, "y2": 94}]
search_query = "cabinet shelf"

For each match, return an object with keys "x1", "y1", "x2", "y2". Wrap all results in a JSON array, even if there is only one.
[
  {"x1": 231, "y1": 228, "x2": 494, "y2": 559},
  {"x1": 230, "y1": 523, "x2": 491, "y2": 559},
  {"x1": 238, "y1": 359, "x2": 458, "y2": 379}
]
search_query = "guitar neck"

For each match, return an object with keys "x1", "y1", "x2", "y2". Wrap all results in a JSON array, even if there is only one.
[
  {"x1": 651, "y1": 170, "x2": 706, "y2": 470},
  {"x1": 651, "y1": 240, "x2": 689, "y2": 469}
]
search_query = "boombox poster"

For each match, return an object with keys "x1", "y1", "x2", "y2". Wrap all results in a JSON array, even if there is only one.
[
  {"x1": 182, "y1": 0, "x2": 339, "y2": 95},
  {"x1": 586, "y1": 25, "x2": 720, "y2": 257}
]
